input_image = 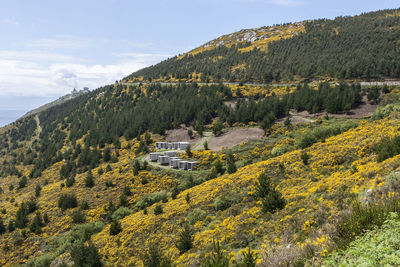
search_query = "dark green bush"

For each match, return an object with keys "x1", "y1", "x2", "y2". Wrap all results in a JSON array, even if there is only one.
[
  {"x1": 58, "y1": 193, "x2": 78, "y2": 211},
  {"x1": 175, "y1": 224, "x2": 193, "y2": 254},
  {"x1": 375, "y1": 136, "x2": 400, "y2": 162},
  {"x1": 154, "y1": 205, "x2": 163, "y2": 215},
  {"x1": 109, "y1": 220, "x2": 122, "y2": 236}
]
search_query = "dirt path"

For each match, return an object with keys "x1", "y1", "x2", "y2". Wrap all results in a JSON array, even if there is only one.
[{"x1": 28, "y1": 114, "x2": 41, "y2": 148}]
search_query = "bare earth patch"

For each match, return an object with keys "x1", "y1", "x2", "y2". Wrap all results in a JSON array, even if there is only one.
[
  {"x1": 279, "y1": 97, "x2": 378, "y2": 124},
  {"x1": 208, "y1": 128, "x2": 265, "y2": 151}
]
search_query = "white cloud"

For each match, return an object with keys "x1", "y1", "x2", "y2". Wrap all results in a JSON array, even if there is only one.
[{"x1": 0, "y1": 50, "x2": 168, "y2": 97}]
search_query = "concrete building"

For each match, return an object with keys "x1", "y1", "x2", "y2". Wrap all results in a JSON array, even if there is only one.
[
  {"x1": 149, "y1": 152, "x2": 161, "y2": 162},
  {"x1": 187, "y1": 161, "x2": 197, "y2": 171},
  {"x1": 169, "y1": 157, "x2": 181, "y2": 168},
  {"x1": 178, "y1": 161, "x2": 188, "y2": 170},
  {"x1": 158, "y1": 156, "x2": 170, "y2": 165},
  {"x1": 165, "y1": 151, "x2": 178, "y2": 157},
  {"x1": 155, "y1": 141, "x2": 190, "y2": 150},
  {"x1": 155, "y1": 142, "x2": 168, "y2": 150},
  {"x1": 179, "y1": 142, "x2": 190, "y2": 150}
]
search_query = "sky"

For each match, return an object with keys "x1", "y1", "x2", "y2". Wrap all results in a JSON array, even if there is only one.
[{"x1": 0, "y1": 0, "x2": 399, "y2": 101}]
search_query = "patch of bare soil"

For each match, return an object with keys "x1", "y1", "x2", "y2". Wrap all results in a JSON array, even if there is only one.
[
  {"x1": 165, "y1": 125, "x2": 202, "y2": 145},
  {"x1": 279, "y1": 97, "x2": 378, "y2": 123},
  {"x1": 208, "y1": 127, "x2": 265, "y2": 151}
]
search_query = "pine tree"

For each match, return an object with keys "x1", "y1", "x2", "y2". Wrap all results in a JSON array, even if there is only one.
[
  {"x1": 85, "y1": 170, "x2": 95, "y2": 188},
  {"x1": 0, "y1": 218, "x2": 5, "y2": 234},
  {"x1": 226, "y1": 152, "x2": 237, "y2": 174},
  {"x1": 255, "y1": 173, "x2": 285, "y2": 213},
  {"x1": 175, "y1": 223, "x2": 194, "y2": 254}
]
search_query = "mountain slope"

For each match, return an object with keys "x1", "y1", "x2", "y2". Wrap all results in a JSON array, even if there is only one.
[
  {"x1": 3, "y1": 7, "x2": 400, "y2": 267},
  {"x1": 124, "y1": 8, "x2": 400, "y2": 83}
]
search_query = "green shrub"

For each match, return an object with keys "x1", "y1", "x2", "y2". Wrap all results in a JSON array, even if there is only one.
[
  {"x1": 334, "y1": 197, "x2": 400, "y2": 250},
  {"x1": 201, "y1": 240, "x2": 229, "y2": 267},
  {"x1": 70, "y1": 242, "x2": 102, "y2": 267},
  {"x1": 57, "y1": 222, "x2": 104, "y2": 255},
  {"x1": 270, "y1": 144, "x2": 294, "y2": 157},
  {"x1": 375, "y1": 136, "x2": 400, "y2": 162},
  {"x1": 58, "y1": 193, "x2": 78, "y2": 211},
  {"x1": 111, "y1": 207, "x2": 132, "y2": 221},
  {"x1": 213, "y1": 197, "x2": 231, "y2": 211},
  {"x1": 372, "y1": 103, "x2": 400, "y2": 120},
  {"x1": 135, "y1": 191, "x2": 169, "y2": 210},
  {"x1": 187, "y1": 208, "x2": 206, "y2": 225},
  {"x1": 324, "y1": 212, "x2": 400, "y2": 266},
  {"x1": 295, "y1": 121, "x2": 358, "y2": 149},
  {"x1": 26, "y1": 253, "x2": 54, "y2": 267},
  {"x1": 72, "y1": 210, "x2": 86, "y2": 224},
  {"x1": 142, "y1": 242, "x2": 173, "y2": 267}
]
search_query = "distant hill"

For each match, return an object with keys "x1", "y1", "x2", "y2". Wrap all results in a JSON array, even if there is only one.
[
  {"x1": 124, "y1": 8, "x2": 400, "y2": 83},
  {"x1": 22, "y1": 88, "x2": 90, "y2": 118}
]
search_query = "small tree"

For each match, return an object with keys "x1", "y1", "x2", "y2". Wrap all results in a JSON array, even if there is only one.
[
  {"x1": 239, "y1": 248, "x2": 258, "y2": 267},
  {"x1": 72, "y1": 209, "x2": 86, "y2": 224},
  {"x1": 186, "y1": 145, "x2": 192, "y2": 158},
  {"x1": 15, "y1": 204, "x2": 28, "y2": 229},
  {"x1": 18, "y1": 176, "x2": 27, "y2": 189},
  {"x1": 133, "y1": 160, "x2": 141, "y2": 176},
  {"x1": 110, "y1": 220, "x2": 122, "y2": 235},
  {"x1": 226, "y1": 152, "x2": 237, "y2": 174},
  {"x1": 255, "y1": 173, "x2": 285, "y2": 213},
  {"x1": 0, "y1": 218, "x2": 5, "y2": 234},
  {"x1": 175, "y1": 223, "x2": 194, "y2": 254},
  {"x1": 301, "y1": 152, "x2": 310, "y2": 165},
  {"x1": 154, "y1": 205, "x2": 163, "y2": 215},
  {"x1": 142, "y1": 242, "x2": 173, "y2": 267},
  {"x1": 29, "y1": 213, "x2": 43, "y2": 234},
  {"x1": 35, "y1": 184, "x2": 42, "y2": 197},
  {"x1": 212, "y1": 120, "x2": 223, "y2": 137},
  {"x1": 70, "y1": 242, "x2": 103, "y2": 267},
  {"x1": 203, "y1": 140, "x2": 209, "y2": 150},
  {"x1": 188, "y1": 129, "x2": 194, "y2": 139},
  {"x1": 201, "y1": 240, "x2": 229, "y2": 267},
  {"x1": 66, "y1": 176, "x2": 75, "y2": 187},
  {"x1": 85, "y1": 170, "x2": 95, "y2": 188}
]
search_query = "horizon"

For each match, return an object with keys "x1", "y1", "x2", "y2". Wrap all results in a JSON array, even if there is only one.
[{"x1": 0, "y1": 0, "x2": 399, "y2": 126}]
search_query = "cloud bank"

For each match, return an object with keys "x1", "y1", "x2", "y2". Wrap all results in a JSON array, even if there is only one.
[{"x1": 0, "y1": 50, "x2": 169, "y2": 97}]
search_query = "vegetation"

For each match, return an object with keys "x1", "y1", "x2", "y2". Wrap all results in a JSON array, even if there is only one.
[
  {"x1": 2, "y1": 7, "x2": 400, "y2": 267},
  {"x1": 125, "y1": 9, "x2": 400, "y2": 83}
]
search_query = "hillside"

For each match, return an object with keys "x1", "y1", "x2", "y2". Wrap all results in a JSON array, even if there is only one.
[
  {"x1": 2, "y1": 7, "x2": 400, "y2": 267},
  {"x1": 124, "y1": 8, "x2": 400, "y2": 83}
]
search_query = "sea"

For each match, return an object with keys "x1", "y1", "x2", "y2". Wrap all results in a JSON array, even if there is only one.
[
  {"x1": 0, "y1": 96, "x2": 58, "y2": 128},
  {"x1": 0, "y1": 109, "x2": 28, "y2": 127}
]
